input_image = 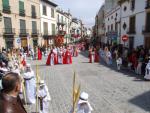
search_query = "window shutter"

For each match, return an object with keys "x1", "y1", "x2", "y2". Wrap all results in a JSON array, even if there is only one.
[
  {"x1": 19, "y1": 1, "x2": 24, "y2": 10},
  {"x1": 2, "y1": 0, "x2": 9, "y2": 6},
  {"x1": 52, "y1": 24, "x2": 55, "y2": 35},
  {"x1": 32, "y1": 21, "x2": 37, "y2": 33},
  {"x1": 4, "y1": 17, "x2": 12, "y2": 28}
]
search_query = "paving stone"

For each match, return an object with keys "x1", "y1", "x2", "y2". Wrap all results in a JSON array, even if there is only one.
[{"x1": 26, "y1": 52, "x2": 150, "y2": 113}]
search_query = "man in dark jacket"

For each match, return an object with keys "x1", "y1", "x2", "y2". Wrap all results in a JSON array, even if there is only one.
[{"x1": 0, "y1": 72, "x2": 27, "y2": 113}]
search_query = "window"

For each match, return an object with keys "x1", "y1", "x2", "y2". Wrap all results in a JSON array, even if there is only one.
[
  {"x1": 51, "y1": 8, "x2": 54, "y2": 18},
  {"x1": 129, "y1": 16, "x2": 136, "y2": 33},
  {"x1": 31, "y1": 5, "x2": 36, "y2": 18},
  {"x1": 146, "y1": 12, "x2": 150, "y2": 32},
  {"x1": 52, "y1": 24, "x2": 55, "y2": 35},
  {"x1": 108, "y1": 25, "x2": 110, "y2": 31},
  {"x1": 43, "y1": 22, "x2": 48, "y2": 35},
  {"x1": 20, "y1": 19, "x2": 26, "y2": 33},
  {"x1": 57, "y1": 14, "x2": 59, "y2": 22},
  {"x1": 131, "y1": 0, "x2": 135, "y2": 11},
  {"x1": 19, "y1": 0, "x2": 25, "y2": 16},
  {"x1": 43, "y1": 5, "x2": 47, "y2": 16},
  {"x1": 111, "y1": 24, "x2": 113, "y2": 31},
  {"x1": 4, "y1": 17, "x2": 12, "y2": 33},
  {"x1": 111, "y1": 16, "x2": 113, "y2": 19},
  {"x1": 115, "y1": 23, "x2": 118, "y2": 32},
  {"x1": 2, "y1": 0, "x2": 10, "y2": 13},
  {"x1": 61, "y1": 16, "x2": 63, "y2": 23},
  {"x1": 32, "y1": 21, "x2": 37, "y2": 33}
]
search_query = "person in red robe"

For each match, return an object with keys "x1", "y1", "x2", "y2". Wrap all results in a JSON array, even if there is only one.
[
  {"x1": 64, "y1": 49, "x2": 72, "y2": 64},
  {"x1": 38, "y1": 47, "x2": 42, "y2": 60},
  {"x1": 62, "y1": 49, "x2": 66, "y2": 64},
  {"x1": 94, "y1": 49, "x2": 99, "y2": 62},
  {"x1": 46, "y1": 50, "x2": 56, "y2": 66},
  {"x1": 21, "y1": 56, "x2": 26, "y2": 67},
  {"x1": 73, "y1": 47, "x2": 78, "y2": 57},
  {"x1": 89, "y1": 48, "x2": 94, "y2": 63}
]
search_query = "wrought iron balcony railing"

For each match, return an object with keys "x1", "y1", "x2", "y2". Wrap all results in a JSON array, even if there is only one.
[
  {"x1": 3, "y1": 5, "x2": 11, "y2": 14},
  {"x1": 3, "y1": 28, "x2": 15, "y2": 35},
  {"x1": 31, "y1": 12, "x2": 36, "y2": 18},
  {"x1": 19, "y1": 29, "x2": 28, "y2": 36},
  {"x1": 19, "y1": 9, "x2": 25, "y2": 16},
  {"x1": 32, "y1": 29, "x2": 39, "y2": 36}
]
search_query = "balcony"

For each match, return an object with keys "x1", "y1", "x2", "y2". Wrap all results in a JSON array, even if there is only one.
[
  {"x1": 58, "y1": 30, "x2": 66, "y2": 36},
  {"x1": 142, "y1": 26, "x2": 150, "y2": 35},
  {"x1": 31, "y1": 12, "x2": 36, "y2": 18},
  {"x1": 19, "y1": 29, "x2": 28, "y2": 36},
  {"x1": 31, "y1": 29, "x2": 39, "y2": 36},
  {"x1": 127, "y1": 28, "x2": 136, "y2": 34},
  {"x1": 3, "y1": 5, "x2": 11, "y2": 14},
  {"x1": 19, "y1": 9, "x2": 25, "y2": 16},
  {"x1": 3, "y1": 28, "x2": 15, "y2": 35},
  {"x1": 145, "y1": 0, "x2": 150, "y2": 9},
  {"x1": 57, "y1": 20, "x2": 66, "y2": 26},
  {"x1": 42, "y1": 31, "x2": 52, "y2": 39}
]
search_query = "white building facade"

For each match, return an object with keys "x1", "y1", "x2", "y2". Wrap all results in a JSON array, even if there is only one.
[
  {"x1": 40, "y1": 0, "x2": 57, "y2": 47},
  {"x1": 105, "y1": 5, "x2": 121, "y2": 45},
  {"x1": 56, "y1": 9, "x2": 72, "y2": 44},
  {"x1": 120, "y1": 0, "x2": 146, "y2": 49}
]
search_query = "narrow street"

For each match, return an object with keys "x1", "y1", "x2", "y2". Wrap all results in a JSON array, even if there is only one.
[{"x1": 28, "y1": 52, "x2": 150, "y2": 113}]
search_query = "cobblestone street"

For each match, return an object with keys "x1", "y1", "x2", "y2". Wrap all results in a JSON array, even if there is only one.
[{"x1": 28, "y1": 52, "x2": 150, "y2": 113}]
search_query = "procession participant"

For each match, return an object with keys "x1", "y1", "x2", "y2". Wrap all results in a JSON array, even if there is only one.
[
  {"x1": 13, "y1": 63, "x2": 21, "y2": 76},
  {"x1": 94, "y1": 48, "x2": 99, "y2": 62},
  {"x1": 38, "y1": 47, "x2": 42, "y2": 60},
  {"x1": 45, "y1": 48, "x2": 48, "y2": 56},
  {"x1": 46, "y1": 50, "x2": 56, "y2": 66},
  {"x1": 116, "y1": 55, "x2": 122, "y2": 71},
  {"x1": 53, "y1": 47, "x2": 58, "y2": 64},
  {"x1": 23, "y1": 64, "x2": 36, "y2": 104},
  {"x1": 0, "y1": 62, "x2": 8, "y2": 73},
  {"x1": 62, "y1": 48, "x2": 66, "y2": 64},
  {"x1": 30, "y1": 48, "x2": 34, "y2": 60},
  {"x1": 136, "y1": 57, "x2": 143, "y2": 75},
  {"x1": 58, "y1": 47, "x2": 64, "y2": 64},
  {"x1": 64, "y1": 48, "x2": 72, "y2": 64},
  {"x1": 76, "y1": 92, "x2": 93, "y2": 113},
  {"x1": 38, "y1": 80, "x2": 51, "y2": 113},
  {"x1": 89, "y1": 48, "x2": 95, "y2": 63},
  {"x1": 21, "y1": 55, "x2": 26, "y2": 67},
  {"x1": 0, "y1": 72, "x2": 27, "y2": 113},
  {"x1": 144, "y1": 58, "x2": 150, "y2": 80},
  {"x1": 99, "y1": 48, "x2": 104, "y2": 60},
  {"x1": 105, "y1": 47, "x2": 112, "y2": 65},
  {"x1": 73, "y1": 46, "x2": 78, "y2": 57}
]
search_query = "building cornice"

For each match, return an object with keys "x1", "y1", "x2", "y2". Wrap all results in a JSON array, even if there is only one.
[{"x1": 41, "y1": 0, "x2": 58, "y2": 7}]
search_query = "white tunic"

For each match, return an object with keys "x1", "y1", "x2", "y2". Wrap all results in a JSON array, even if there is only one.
[
  {"x1": 76, "y1": 102, "x2": 93, "y2": 113},
  {"x1": 38, "y1": 85, "x2": 51, "y2": 113},
  {"x1": 50, "y1": 53, "x2": 55, "y2": 66},
  {"x1": 24, "y1": 71, "x2": 36, "y2": 104},
  {"x1": 144, "y1": 61, "x2": 150, "y2": 80},
  {"x1": 58, "y1": 51, "x2": 63, "y2": 64}
]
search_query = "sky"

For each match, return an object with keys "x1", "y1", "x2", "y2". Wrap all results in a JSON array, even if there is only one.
[{"x1": 53, "y1": 0, "x2": 105, "y2": 28}]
